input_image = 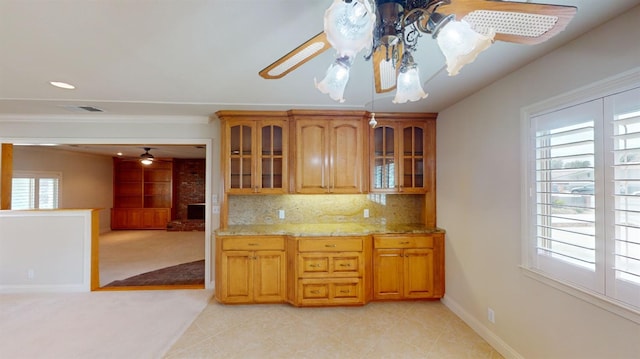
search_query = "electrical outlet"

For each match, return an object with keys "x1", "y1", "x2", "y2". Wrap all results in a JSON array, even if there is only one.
[
  {"x1": 278, "y1": 209, "x2": 285, "y2": 219},
  {"x1": 212, "y1": 206, "x2": 220, "y2": 214},
  {"x1": 488, "y1": 308, "x2": 495, "y2": 324},
  {"x1": 364, "y1": 209, "x2": 370, "y2": 218},
  {"x1": 27, "y1": 269, "x2": 35, "y2": 280}
]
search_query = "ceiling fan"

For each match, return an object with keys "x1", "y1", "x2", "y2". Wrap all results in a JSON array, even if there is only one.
[{"x1": 259, "y1": 0, "x2": 577, "y2": 104}]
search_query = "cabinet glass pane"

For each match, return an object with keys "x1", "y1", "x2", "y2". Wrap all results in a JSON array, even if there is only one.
[
  {"x1": 242, "y1": 125, "x2": 252, "y2": 155},
  {"x1": 414, "y1": 159, "x2": 424, "y2": 188},
  {"x1": 242, "y1": 158, "x2": 252, "y2": 188},
  {"x1": 403, "y1": 158, "x2": 413, "y2": 187},
  {"x1": 385, "y1": 127, "x2": 394, "y2": 155},
  {"x1": 230, "y1": 158, "x2": 241, "y2": 188},
  {"x1": 414, "y1": 127, "x2": 423, "y2": 156},
  {"x1": 262, "y1": 158, "x2": 283, "y2": 189},
  {"x1": 261, "y1": 125, "x2": 283, "y2": 155},
  {"x1": 374, "y1": 158, "x2": 395, "y2": 189},
  {"x1": 230, "y1": 126, "x2": 240, "y2": 154}
]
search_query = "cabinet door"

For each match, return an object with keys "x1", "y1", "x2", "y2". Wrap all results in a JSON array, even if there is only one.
[
  {"x1": 330, "y1": 119, "x2": 364, "y2": 193},
  {"x1": 371, "y1": 125, "x2": 397, "y2": 192},
  {"x1": 295, "y1": 120, "x2": 328, "y2": 193},
  {"x1": 227, "y1": 122, "x2": 256, "y2": 193},
  {"x1": 373, "y1": 248, "x2": 404, "y2": 300},
  {"x1": 398, "y1": 124, "x2": 427, "y2": 193},
  {"x1": 253, "y1": 250, "x2": 286, "y2": 303},
  {"x1": 219, "y1": 250, "x2": 253, "y2": 303},
  {"x1": 403, "y1": 248, "x2": 434, "y2": 298},
  {"x1": 257, "y1": 121, "x2": 288, "y2": 194}
]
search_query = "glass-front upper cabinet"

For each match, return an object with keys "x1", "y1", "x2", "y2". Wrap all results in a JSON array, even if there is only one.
[
  {"x1": 218, "y1": 111, "x2": 288, "y2": 194},
  {"x1": 370, "y1": 116, "x2": 435, "y2": 194}
]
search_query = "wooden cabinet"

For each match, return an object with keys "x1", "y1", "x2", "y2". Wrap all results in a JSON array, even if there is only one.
[
  {"x1": 372, "y1": 233, "x2": 444, "y2": 301},
  {"x1": 215, "y1": 235, "x2": 286, "y2": 304},
  {"x1": 287, "y1": 236, "x2": 370, "y2": 306},
  {"x1": 218, "y1": 111, "x2": 288, "y2": 194},
  {"x1": 369, "y1": 114, "x2": 436, "y2": 194},
  {"x1": 290, "y1": 110, "x2": 366, "y2": 194},
  {"x1": 111, "y1": 158, "x2": 172, "y2": 229}
]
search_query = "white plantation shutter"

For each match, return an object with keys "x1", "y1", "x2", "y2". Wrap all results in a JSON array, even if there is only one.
[
  {"x1": 532, "y1": 99, "x2": 602, "y2": 292},
  {"x1": 527, "y1": 85, "x2": 640, "y2": 311},
  {"x1": 11, "y1": 172, "x2": 61, "y2": 210},
  {"x1": 11, "y1": 178, "x2": 35, "y2": 209},
  {"x1": 605, "y1": 87, "x2": 640, "y2": 306}
]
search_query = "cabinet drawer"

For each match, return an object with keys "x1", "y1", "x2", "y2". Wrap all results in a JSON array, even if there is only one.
[
  {"x1": 298, "y1": 278, "x2": 363, "y2": 305},
  {"x1": 298, "y1": 252, "x2": 363, "y2": 278},
  {"x1": 221, "y1": 236, "x2": 285, "y2": 251},
  {"x1": 298, "y1": 237, "x2": 363, "y2": 252},
  {"x1": 374, "y1": 236, "x2": 433, "y2": 249}
]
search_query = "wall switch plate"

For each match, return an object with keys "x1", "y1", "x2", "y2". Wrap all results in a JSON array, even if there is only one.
[
  {"x1": 212, "y1": 206, "x2": 220, "y2": 214},
  {"x1": 364, "y1": 209, "x2": 370, "y2": 218},
  {"x1": 488, "y1": 308, "x2": 495, "y2": 324},
  {"x1": 278, "y1": 209, "x2": 285, "y2": 219}
]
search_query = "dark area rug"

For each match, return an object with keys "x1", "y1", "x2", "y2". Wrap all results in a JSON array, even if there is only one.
[{"x1": 105, "y1": 259, "x2": 205, "y2": 287}]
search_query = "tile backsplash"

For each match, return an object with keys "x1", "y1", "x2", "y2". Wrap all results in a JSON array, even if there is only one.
[{"x1": 227, "y1": 194, "x2": 425, "y2": 225}]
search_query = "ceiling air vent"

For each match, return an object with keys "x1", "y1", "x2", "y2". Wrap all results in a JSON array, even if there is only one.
[{"x1": 61, "y1": 105, "x2": 105, "y2": 113}]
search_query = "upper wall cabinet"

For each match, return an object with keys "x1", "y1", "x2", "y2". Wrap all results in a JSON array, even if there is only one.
[
  {"x1": 218, "y1": 111, "x2": 289, "y2": 194},
  {"x1": 289, "y1": 110, "x2": 366, "y2": 194},
  {"x1": 369, "y1": 113, "x2": 437, "y2": 194}
]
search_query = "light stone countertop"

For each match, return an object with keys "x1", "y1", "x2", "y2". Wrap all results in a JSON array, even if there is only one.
[{"x1": 215, "y1": 223, "x2": 445, "y2": 237}]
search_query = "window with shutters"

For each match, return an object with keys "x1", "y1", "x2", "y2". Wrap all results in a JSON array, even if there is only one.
[
  {"x1": 524, "y1": 81, "x2": 640, "y2": 315},
  {"x1": 11, "y1": 171, "x2": 61, "y2": 209}
]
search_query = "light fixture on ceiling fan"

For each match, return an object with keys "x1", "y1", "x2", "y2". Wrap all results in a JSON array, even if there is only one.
[
  {"x1": 259, "y1": 0, "x2": 577, "y2": 104},
  {"x1": 139, "y1": 147, "x2": 155, "y2": 165}
]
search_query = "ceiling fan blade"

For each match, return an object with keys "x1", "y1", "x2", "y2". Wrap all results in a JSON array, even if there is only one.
[
  {"x1": 372, "y1": 42, "x2": 404, "y2": 93},
  {"x1": 438, "y1": 0, "x2": 577, "y2": 45},
  {"x1": 259, "y1": 32, "x2": 331, "y2": 79}
]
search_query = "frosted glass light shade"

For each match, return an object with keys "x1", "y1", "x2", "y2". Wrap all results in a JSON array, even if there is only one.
[
  {"x1": 315, "y1": 57, "x2": 352, "y2": 103},
  {"x1": 393, "y1": 67, "x2": 428, "y2": 104},
  {"x1": 323, "y1": 0, "x2": 376, "y2": 58},
  {"x1": 436, "y1": 19, "x2": 495, "y2": 76}
]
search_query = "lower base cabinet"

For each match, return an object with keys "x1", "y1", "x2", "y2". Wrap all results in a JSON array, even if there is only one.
[
  {"x1": 111, "y1": 208, "x2": 170, "y2": 229},
  {"x1": 372, "y1": 233, "x2": 445, "y2": 300},
  {"x1": 215, "y1": 236, "x2": 286, "y2": 304},
  {"x1": 286, "y1": 236, "x2": 371, "y2": 307},
  {"x1": 215, "y1": 232, "x2": 444, "y2": 306}
]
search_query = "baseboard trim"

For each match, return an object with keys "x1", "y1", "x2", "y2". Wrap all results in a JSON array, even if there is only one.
[
  {"x1": 0, "y1": 284, "x2": 89, "y2": 293},
  {"x1": 441, "y1": 295, "x2": 524, "y2": 359}
]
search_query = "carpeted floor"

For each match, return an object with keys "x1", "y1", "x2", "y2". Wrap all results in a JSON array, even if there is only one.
[{"x1": 105, "y1": 259, "x2": 205, "y2": 287}]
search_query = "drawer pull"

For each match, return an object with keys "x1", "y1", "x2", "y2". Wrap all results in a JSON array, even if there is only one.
[
  {"x1": 399, "y1": 241, "x2": 410, "y2": 244},
  {"x1": 339, "y1": 264, "x2": 351, "y2": 267},
  {"x1": 339, "y1": 290, "x2": 350, "y2": 293},
  {"x1": 248, "y1": 243, "x2": 259, "y2": 246},
  {"x1": 310, "y1": 290, "x2": 320, "y2": 294},
  {"x1": 325, "y1": 244, "x2": 337, "y2": 248},
  {"x1": 309, "y1": 264, "x2": 321, "y2": 268}
]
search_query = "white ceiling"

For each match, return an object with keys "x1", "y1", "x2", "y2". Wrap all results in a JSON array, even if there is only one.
[{"x1": 0, "y1": 0, "x2": 638, "y2": 159}]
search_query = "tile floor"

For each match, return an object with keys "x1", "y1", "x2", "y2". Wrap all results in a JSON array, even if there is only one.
[{"x1": 165, "y1": 299, "x2": 504, "y2": 359}]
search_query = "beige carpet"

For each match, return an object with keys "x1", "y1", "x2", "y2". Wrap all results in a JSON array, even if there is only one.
[
  {"x1": 0, "y1": 289, "x2": 213, "y2": 359},
  {"x1": 99, "y1": 230, "x2": 205, "y2": 287}
]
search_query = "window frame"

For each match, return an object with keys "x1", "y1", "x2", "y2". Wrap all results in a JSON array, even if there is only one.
[
  {"x1": 11, "y1": 170, "x2": 62, "y2": 210},
  {"x1": 521, "y1": 68, "x2": 640, "y2": 324}
]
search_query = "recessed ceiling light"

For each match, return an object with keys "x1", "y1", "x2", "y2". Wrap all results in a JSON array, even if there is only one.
[{"x1": 50, "y1": 81, "x2": 76, "y2": 89}]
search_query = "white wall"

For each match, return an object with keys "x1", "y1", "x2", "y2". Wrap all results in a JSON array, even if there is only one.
[
  {"x1": 437, "y1": 6, "x2": 640, "y2": 359},
  {"x1": 12, "y1": 146, "x2": 113, "y2": 233},
  {"x1": 0, "y1": 210, "x2": 94, "y2": 292}
]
